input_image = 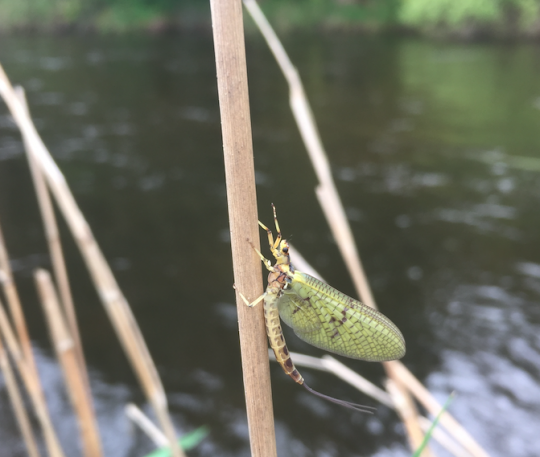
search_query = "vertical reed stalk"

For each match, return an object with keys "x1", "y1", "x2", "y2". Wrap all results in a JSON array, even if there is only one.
[
  {"x1": 0, "y1": 336, "x2": 41, "y2": 457},
  {"x1": 210, "y1": 1, "x2": 277, "y2": 455},
  {"x1": 0, "y1": 63, "x2": 183, "y2": 457},
  {"x1": 35, "y1": 269, "x2": 103, "y2": 457}
]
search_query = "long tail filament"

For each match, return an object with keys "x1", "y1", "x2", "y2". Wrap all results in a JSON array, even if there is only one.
[{"x1": 302, "y1": 382, "x2": 376, "y2": 414}]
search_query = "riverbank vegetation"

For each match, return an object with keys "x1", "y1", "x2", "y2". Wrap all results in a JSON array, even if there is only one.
[{"x1": 0, "y1": 0, "x2": 539, "y2": 38}]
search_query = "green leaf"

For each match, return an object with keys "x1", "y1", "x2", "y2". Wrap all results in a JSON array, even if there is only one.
[
  {"x1": 143, "y1": 426, "x2": 209, "y2": 457},
  {"x1": 412, "y1": 393, "x2": 454, "y2": 457}
]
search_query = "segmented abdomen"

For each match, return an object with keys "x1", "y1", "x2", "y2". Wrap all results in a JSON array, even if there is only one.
[{"x1": 264, "y1": 292, "x2": 303, "y2": 385}]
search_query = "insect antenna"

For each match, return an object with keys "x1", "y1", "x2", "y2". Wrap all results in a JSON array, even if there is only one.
[{"x1": 302, "y1": 382, "x2": 376, "y2": 414}]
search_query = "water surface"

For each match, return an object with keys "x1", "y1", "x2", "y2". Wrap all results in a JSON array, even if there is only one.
[{"x1": 1, "y1": 33, "x2": 540, "y2": 457}]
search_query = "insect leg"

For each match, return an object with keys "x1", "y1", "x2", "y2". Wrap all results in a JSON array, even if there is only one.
[
  {"x1": 246, "y1": 238, "x2": 274, "y2": 271},
  {"x1": 258, "y1": 220, "x2": 275, "y2": 252},
  {"x1": 233, "y1": 284, "x2": 266, "y2": 308},
  {"x1": 271, "y1": 203, "x2": 282, "y2": 251}
]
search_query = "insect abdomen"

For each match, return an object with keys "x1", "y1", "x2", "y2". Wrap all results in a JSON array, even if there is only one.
[{"x1": 263, "y1": 293, "x2": 303, "y2": 384}]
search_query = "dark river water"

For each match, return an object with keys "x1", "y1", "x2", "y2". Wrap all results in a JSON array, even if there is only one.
[{"x1": 1, "y1": 32, "x2": 540, "y2": 457}]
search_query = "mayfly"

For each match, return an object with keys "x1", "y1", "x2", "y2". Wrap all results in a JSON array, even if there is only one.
[{"x1": 236, "y1": 204, "x2": 406, "y2": 413}]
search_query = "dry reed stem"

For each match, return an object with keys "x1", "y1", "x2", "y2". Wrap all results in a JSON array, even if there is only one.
[
  {"x1": 286, "y1": 352, "x2": 469, "y2": 456},
  {"x1": 0, "y1": 336, "x2": 41, "y2": 457},
  {"x1": 386, "y1": 361, "x2": 488, "y2": 457},
  {"x1": 210, "y1": 1, "x2": 277, "y2": 455},
  {"x1": 277, "y1": 350, "x2": 393, "y2": 407},
  {"x1": 321, "y1": 355, "x2": 394, "y2": 408},
  {"x1": 0, "y1": 64, "x2": 183, "y2": 457},
  {"x1": 243, "y1": 3, "x2": 490, "y2": 457},
  {"x1": 0, "y1": 298, "x2": 66, "y2": 457},
  {"x1": 35, "y1": 269, "x2": 103, "y2": 457},
  {"x1": 0, "y1": 224, "x2": 39, "y2": 380},
  {"x1": 417, "y1": 416, "x2": 471, "y2": 457},
  {"x1": 125, "y1": 403, "x2": 168, "y2": 448},
  {"x1": 387, "y1": 379, "x2": 434, "y2": 457},
  {"x1": 14, "y1": 85, "x2": 90, "y2": 396}
]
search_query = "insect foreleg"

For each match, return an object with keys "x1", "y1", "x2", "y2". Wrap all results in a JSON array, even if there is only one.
[
  {"x1": 247, "y1": 238, "x2": 275, "y2": 272},
  {"x1": 233, "y1": 284, "x2": 267, "y2": 308},
  {"x1": 258, "y1": 220, "x2": 275, "y2": 250}
]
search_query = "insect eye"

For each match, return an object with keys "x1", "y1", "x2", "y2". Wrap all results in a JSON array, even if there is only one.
[{"x1": 282, "y1": 247, "x2": 289, "y2": 254}]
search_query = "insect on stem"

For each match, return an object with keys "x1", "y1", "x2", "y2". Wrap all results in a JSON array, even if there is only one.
[{"x1": 238, "y1": 204, "x2": 406, "y2": 413}]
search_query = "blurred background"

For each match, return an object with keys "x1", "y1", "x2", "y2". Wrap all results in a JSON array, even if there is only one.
[{"x1": 1, "y1": 1, "x2": 540, "y2": 456}]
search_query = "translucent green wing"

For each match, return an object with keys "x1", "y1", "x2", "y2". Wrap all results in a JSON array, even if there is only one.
[
  {"x1": 279, "y1": 271, "x2": 405, "y2": 362},
  {"x1": 278, "y1": 291, "x2": 322, "y2": 334}
]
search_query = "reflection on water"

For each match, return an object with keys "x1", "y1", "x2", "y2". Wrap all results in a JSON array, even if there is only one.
[{"x1": 1, "y1": 34, "x2": 540, "y2": 456}]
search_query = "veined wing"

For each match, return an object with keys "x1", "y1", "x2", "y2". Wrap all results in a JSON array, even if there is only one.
[
  {"x1": 278, "y1": 290, "x2": 322, "y2": 334},
  {"x1": 279, "y1": 271, "x2": 405, "y2": 362}
]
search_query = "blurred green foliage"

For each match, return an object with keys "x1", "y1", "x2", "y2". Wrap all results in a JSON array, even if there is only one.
[
  {"x1": 0, "y1": 0, "x2": 207, "y2": 32},
  {"x1": 399, "y1": 0, "x2": 540, "y2": 36},
  {"x1": 0, "y1": 0, "x2": 539, "y2": 36},
  {"x1": 249, "y1": 0, "x2": 398, "y2": 32}
]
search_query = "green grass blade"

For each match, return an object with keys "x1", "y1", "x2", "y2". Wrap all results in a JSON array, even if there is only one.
[
  {"x1": 143, "y1": 426, "x2": 209, "y2": 457},
  {"x1": 412, "y1": 393, "x2": 454, "y2": 457}
]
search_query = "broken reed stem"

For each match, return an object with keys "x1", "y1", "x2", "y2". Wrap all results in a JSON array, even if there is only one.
[
  {"x1": 0, "y1": 336, "x2": 41, "y2": 457},
  {"x1": 125, "y1": 404, "x2": 169, "y2": 448},
  {"x1": 14, "y1": 85, "x2": 90, "y2": 396},
  {"x1": 210, "y1": 1, "x2": 277, "y2": 456},
  {"x1": 34, "y1": 269, "x2": 103, "y2": 457},
  {"x1": 0, "y1": 64, "x2": 183, "y2": 457},
  {"x1": 0, "y1": 298, "x2": 65, "y2": 457}
]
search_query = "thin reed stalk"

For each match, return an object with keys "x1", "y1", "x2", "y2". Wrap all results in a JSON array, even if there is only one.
[
  {"x1": 0, "y1": 221, "x2": 39, "y2": 381},
  {"x1": 210, "y1": 1, "x2": 277, "y2": 456},
  {"x1": 0, "y1": 64, "x2": 183, "y2": 457},
  {"x1": 125, "y1": 404, "x2": 168, "y2": 448},
  {"x1": 417, "y1": 417, "x2": 469, "y2": 457},
  {"x1": 14, "y1": 85, "x2": 90, "y2": 395},
  {"x1": 386, "y1": 361, "x2": 488, "y2": 457},
  {"x1": 0, "y1": 298, "x2": 65, "y2": 457},
  {"x1": 0, "y1": 217, "x2": 65, "y2": 457},
  {"x1": 387, "y1": 379, "x2": 434, "y2": 457},
  {"x1": 243, "y1": 2, "x2": 489, "y2": 457},
  {"x1": 35, "y1": 269, "x2": 103, "y2": 457},
  {"x1": 0, "y1": 336, "x2": 40, "y2": 457}
]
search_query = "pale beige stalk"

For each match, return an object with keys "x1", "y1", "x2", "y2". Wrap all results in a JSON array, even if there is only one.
[
  {"x1": 0, "y1": 336, "x2": 40, "y2": 457},
  {"x1": 35, "y1": 269, "x2": 103, "y2": 457},
  {"x1": 14, "y1": 85, "x2": 90, "y2": 395},
  {"x1": 125, "y1": 404, "x2": 168, "y2": 448},
  {"x1": 210, "y1": 1, "x2": 277, "y2": 455},
  {"x1": 0, "y1": 298, "x2": 65, "y2": 457},
  {"x1": 387, "y1": 379, "x2": 435, "y2": 457}
]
